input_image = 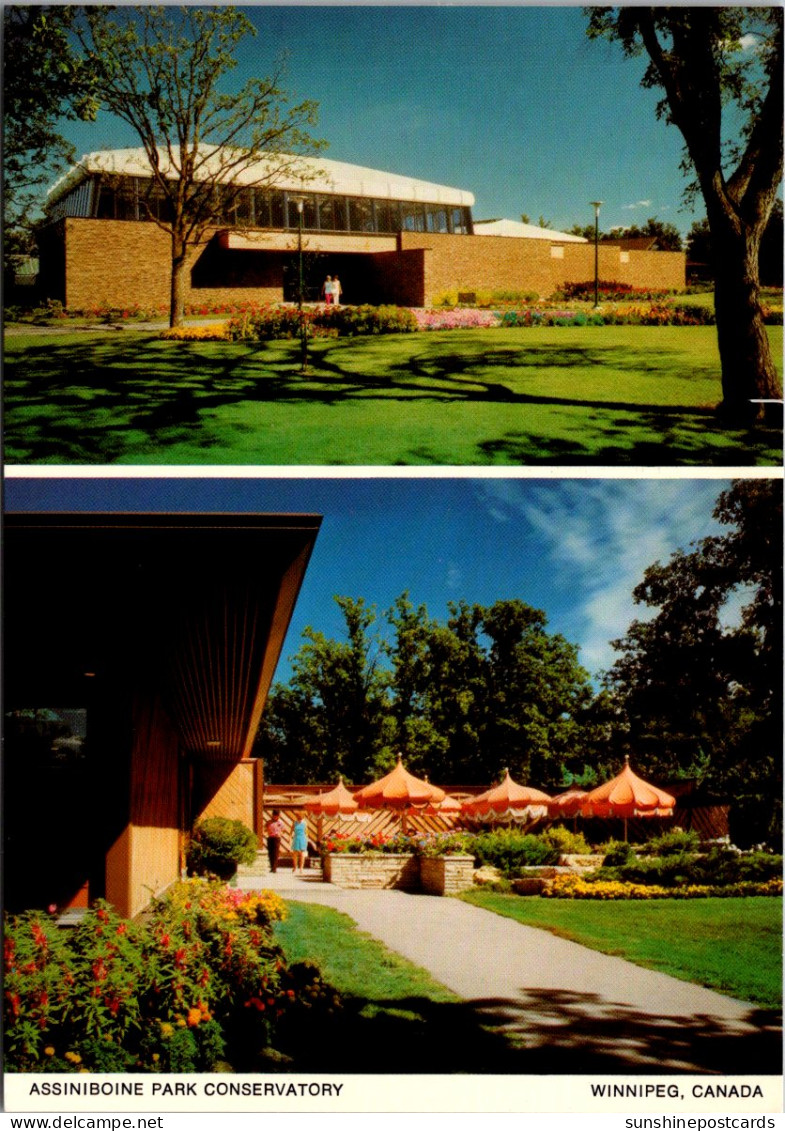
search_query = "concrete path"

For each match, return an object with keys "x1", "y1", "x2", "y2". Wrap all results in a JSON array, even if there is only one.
[{"x1": 238, "y1": 868, "x2": 782, "y2": 1074}]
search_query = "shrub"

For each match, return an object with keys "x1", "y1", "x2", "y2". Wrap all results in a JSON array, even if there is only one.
[
  {"x1": 3, "y1": 882, "x2": 340, "y2": 1074},
  {"x1": 186, "y1": 818, "x2": 258, "y2": 880},
  {"x1": 317, "y1": 304, "x2": 417, "y2": 336},
  {"x1": 470, "y1": 828, "x2": 559, "y2": 875},
  {"x1": 602, "y1": 840, "x2": 635, "y2": 867},
  {"x1": 642, "y1": 828, "x2": 700, "y2": 857},
  {"x1": 541, "y1": 826, "x2": 591, "y2": 855},
  {"x1": 160, "y1": 324, "x2": 231, "y2": 342},
  {"x1": 555, "y1": 281, "x2": 672, "y2": 303}
]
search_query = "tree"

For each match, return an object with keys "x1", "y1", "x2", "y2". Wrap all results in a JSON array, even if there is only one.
[
  {"x1": 689, "y1": 201, "x2": 783, "y2": 286},
  {"x1": 607, "y1": 217, "x2": 683, "y2": 251},
  {"x1": 605, "y1": 480, "x2": 782, "y2": 843},
  {"x1": 255, "y1": 597, "x2": 392, "y2": 783},
  {"x1": 73, "y1": 6, "x2": 322, "y2": 326},
  {"x1": 586, "y1": 8, "x2": 783, "y2": 422},
  {"x1": 2, "y1": 6, "x2": 96, "y2": 271}
]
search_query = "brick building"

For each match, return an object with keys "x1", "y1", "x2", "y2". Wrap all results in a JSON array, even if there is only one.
[
  {"x1": 39, "y1": 148, "x2": 686, "y2": 310},
  {"x1": 4, "y1": 511, "x2": 321, "y2": 919}
]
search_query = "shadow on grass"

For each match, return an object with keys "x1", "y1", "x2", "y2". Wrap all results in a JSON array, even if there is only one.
[
  {"x1": 4, "y1": 334, "x2": 781, "y2": 465},
  {"x1": 266, "y1": 988, "x2": 781, "y2": 1075}
]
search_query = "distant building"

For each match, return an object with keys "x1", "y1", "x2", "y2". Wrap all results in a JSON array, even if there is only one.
[{"x1": 38, "y1": 148, "x2": 685, "y2": 309}]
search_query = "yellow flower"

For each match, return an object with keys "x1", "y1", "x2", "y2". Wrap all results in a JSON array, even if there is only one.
[
  {"x1": 43, "y1": 1046, "x2": 55, "y2": 1057},
  {"x1": 159, "y1": 1022, "x2": 174, "y2": 1038},
  {"x1": 186, "y1": 1007, "x2": 202, "y2": 1028},
  {"x1": 64, "y1": 1051, "x2": 82, "y2": 1064}
]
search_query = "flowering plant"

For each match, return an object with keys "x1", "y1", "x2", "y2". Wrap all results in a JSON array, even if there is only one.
[{"x1": 3, "y1": 881, "x2": 339, "y2": 1074}]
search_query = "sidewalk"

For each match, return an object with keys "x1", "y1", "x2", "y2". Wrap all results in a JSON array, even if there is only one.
[{"x1": 238, "y1": 867, "x2": 782, "y2": 1074}]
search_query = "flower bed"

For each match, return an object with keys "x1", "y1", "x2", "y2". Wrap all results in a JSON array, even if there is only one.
[
  {"x1": 541, "y1": 875, "x2": 783, "y2": 900},
  {"x1": 3, "y1": 880, "x2": 340, "y2": 1073}
]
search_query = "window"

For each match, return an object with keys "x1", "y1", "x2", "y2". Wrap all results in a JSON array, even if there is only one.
[
  {"x1": 348, "y1": 197, "x2": 374, "y2": 232},
  {"x1": 550, "y1": 245, "x2": 565, "y2": 259},
  {"x1": 401, "y1": 203, "x2": 425, "y2": 232},
  {"x1": 317, "y1": 196, "x2": 335, "y2": 231},
  {"x1": 425, "y1": 206, "x2": 449, "y2": 234}
]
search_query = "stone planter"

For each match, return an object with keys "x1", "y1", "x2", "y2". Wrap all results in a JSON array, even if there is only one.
[
  {"x1": 420, "y1": 855, "x2": 475, "y2": 896},
  {"x1": 323, "y1": 852, "x2": 420, "y2": 890},
  {"x1": 512, "y1": 865, "x2": 576, "y2": 896}
]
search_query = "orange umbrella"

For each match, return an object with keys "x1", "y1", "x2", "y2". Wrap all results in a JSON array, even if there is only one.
[
  {"x1": 463, "y1": 769, "x2": 552, "y2": 825},
  {"x1": 353, "y1": 756, "x2": 445, "y2": 811},
  {"x1": 304, "y1": 778, "x2": 358, "y2": 817},
  {"x1": 580, "y1": 756, "x2": 675, "y2": 839},
  {"x1": 421, "y1": 793, "x2": 464, "y2": 817},
  {"x1": 548, "y1": 787, "x2": 589, "y2": 818}
]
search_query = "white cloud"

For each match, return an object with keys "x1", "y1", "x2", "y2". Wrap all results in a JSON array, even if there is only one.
[
  {"x1": 624, "y1": 199, "x2": 652, "y2": 210},
  {"x1": 474, "y1": 480, "x2": 727, "y2": 679}
]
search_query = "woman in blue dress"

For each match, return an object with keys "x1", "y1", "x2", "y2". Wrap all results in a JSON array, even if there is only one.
[{"x1": 291, "y1": 812, "x2": 308, "y2": 874}]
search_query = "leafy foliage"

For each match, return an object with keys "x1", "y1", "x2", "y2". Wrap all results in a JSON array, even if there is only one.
[
  {"x1": 585, "y1": 7, "x2": 783, "y2": 417},
  {"x1": 3, "y1": 882, "x2": 342, "y2": 1073},
  {"x1": 257, "y1": 592, "x2": 601, "y2": 788},
  {"x1": 71, "y1": 7, "x2": 322, "y2": 325},
  {"x1": 605, "y1": 480, "x2": 782, "y2": 842},
  {"x1": 2, "y1": 6, "x2": 96, "y2": 269},
  {"x1": 186, "y1": 818, "x2": 258, "y2": 880}
]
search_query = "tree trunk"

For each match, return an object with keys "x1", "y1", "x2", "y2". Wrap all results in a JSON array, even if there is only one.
[
  {"x1": 169, "y1": 232, "x2": 187, "y2": 328},
  {"x1": 711, "y1": 214, "x2": 782, "y2": 425}
]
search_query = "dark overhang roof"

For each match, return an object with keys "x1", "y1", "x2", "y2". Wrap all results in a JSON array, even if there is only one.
[{"x1": 4, "y1": 512, "x2": 322, "y2": 760}]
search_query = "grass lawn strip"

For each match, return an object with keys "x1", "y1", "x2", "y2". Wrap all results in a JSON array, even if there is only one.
[
  {"x1": 271, "y1": 900, "x2": 520, "y2": 1072},
  {"x1": 4, "y1": 327, "x2": 782, "y2": 465},
  {"x1": 273, "y1": 900, "x2": 458, "y2": 1016},
  {"x1": 459, "y1": 891, "x2": 782, "y2": 1010}
]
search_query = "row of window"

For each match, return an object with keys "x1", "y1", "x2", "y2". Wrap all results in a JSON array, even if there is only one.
[{"x1": 49, "y1": 176, "x2": 474, "y2": 236}]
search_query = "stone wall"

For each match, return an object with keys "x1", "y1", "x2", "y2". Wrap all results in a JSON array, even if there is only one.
[
  {"x1": 420, "y1": 855, "x2": 475, "y2": 895},
  {"x1": 324, "y1": 853, "x2": 474, "y2": 894},
  {"x1": 323, "y1": 853, "x2": 420, "y2": 890}
]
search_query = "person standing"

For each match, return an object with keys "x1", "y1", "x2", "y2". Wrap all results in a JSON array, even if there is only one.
[
  {"x1": 265, "y1": 809, "x2": 284, "y2": 873},
  {"x1": 291, "y1": 811, "x2": 308, "y2": 874},
  {"x1": 321, "y1": 276, "x2": 334, "y2": 304},
  {"x1": 332, "y1": 276, "x2": 342, "y2": 307}
]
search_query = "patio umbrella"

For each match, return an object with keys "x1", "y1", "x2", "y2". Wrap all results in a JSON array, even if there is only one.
[
  {"x1": 354, "y1": 757, "x2": 445, "y2": 810},
  {"x1": 548, "y1": 787, "x2": 589, "y2": 831},
  {"x1": 353, "y1": 756, "x2": 445, "y2": 831},
  {"x1": 462, "y1": 769, "x2": 552, "y2": 826},
  {"x1": 304, "y1": 778, "x2": 359, "y2": 843},
  {"x1": 549, "y1": 787, "x2": 589, "y2": 818},
  {"x1": 579, "y1": 756, "x2": 675, "y2": 840},
  {"x1": 420, "y1": 793, "x2": 464, "y2": 817},
  {"x1": 304, "y1": 778, "x2": 359, "y2": 817}
]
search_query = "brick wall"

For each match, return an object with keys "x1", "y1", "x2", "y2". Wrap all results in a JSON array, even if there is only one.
[
  {"x1": 49, "y1": 218, "x2": 686, "y2": 311},
  {"x1": 399, "y1": 231, "x2": 685, "y2": 302}
]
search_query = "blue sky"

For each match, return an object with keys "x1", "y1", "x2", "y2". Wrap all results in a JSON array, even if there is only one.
[
  {"x1": 57, "y1": 5, "x2": 706, "y2": 236},
  {"x1": 5, "y1": 476, "x2": 733, "y2": 684}
]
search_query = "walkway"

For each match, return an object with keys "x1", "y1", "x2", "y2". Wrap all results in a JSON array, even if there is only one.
[{"x1": 237, "y1": 867, "x2": 782, "y2": 1074}]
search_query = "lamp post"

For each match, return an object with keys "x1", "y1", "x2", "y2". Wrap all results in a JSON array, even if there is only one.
[
  {"x1": 589, "y1": 200, "x2": 603, "y2": 308},
  {"x1": 291, "y1": 195, "x2": 307, "y2": 373}
]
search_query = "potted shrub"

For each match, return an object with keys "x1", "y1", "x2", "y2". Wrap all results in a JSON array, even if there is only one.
[{"x1": 186, "y1": 817, "x2": 258, "y2": 881}]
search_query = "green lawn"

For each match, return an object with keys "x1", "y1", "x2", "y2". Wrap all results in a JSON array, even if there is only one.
[
  {"x1": 4, "y1": 325, "x2": 781, "y2": 464},
  {"x1": 460, "y1": 891, "x2": 783, "y2": 1009}
]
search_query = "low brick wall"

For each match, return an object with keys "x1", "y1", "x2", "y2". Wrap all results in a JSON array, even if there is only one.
[
  {"x1": 323, "y1": 853, "x2": 420, "y2": 890},
  {"x1": 420, "y1": 855, "x2": 475, "y2": 895}
]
